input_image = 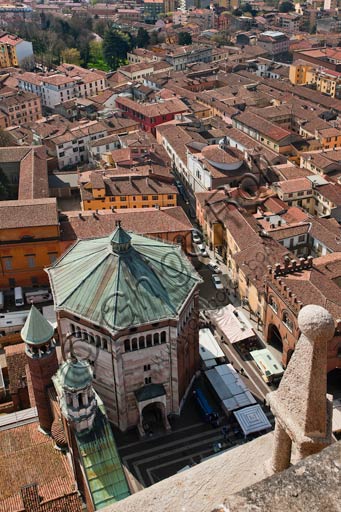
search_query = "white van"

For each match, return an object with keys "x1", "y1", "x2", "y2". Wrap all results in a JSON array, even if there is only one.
[
  {"x1": 14, "y1": 287, "x2": 24, "y2": 307},
  {"x1": 0, "y1": 291, "x2": 4, "y2": 310},
  {"x1": 25, "y1": 289, "x2": 52, "y2": 304},
  {"x1": 0, "y1": 310, "x2": 30, "y2": 334}
]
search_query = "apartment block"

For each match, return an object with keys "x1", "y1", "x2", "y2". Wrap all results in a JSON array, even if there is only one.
[
  {"x1": 0, "y1": 91, "x2": 42, "y2": 128},
  {"x1": 0, "y1": 33, "x2": 33, "y2": 68}
]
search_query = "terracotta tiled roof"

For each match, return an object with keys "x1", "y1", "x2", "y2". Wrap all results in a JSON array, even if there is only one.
[
  {"x1": 281, "y1": 206, "x2": 309, "y2": 224},
  {"x1": 18, "y1": 72, "x2": 43, "y2": 87},
  {"x1": 0, "y1": 91, "x2": 39, "y2": 108},
  {"x1": 234, "y1": 237, "x2": 291, "y2": 291},
  {"x1": 81, "y1": 175, "x2": 177, "y2": 200},
  {"x1": 116, "y1": 96, "x2": 188, "y2": 117},
  {"x1": 276, "y1": 178, "x2": 312, "y2": 194},
  {"x1": 309, "y1": 217, "x2": 341, "y2": 252},
  {"x1": 279, "y1": 256, "x2": 341, "y2": 320},
  {"x1": 0, "y1": 421, "x2": 82, "y2": 512},
  {"x1": 225, "y1": 208, "x2": 260, "y2": 252},
  {"x1": 273, "y1": 164, "x2": 312, "y2": 181},
  {"x1": 18, "y1": 146, "x2": 49, "y2": 200},
  {"x1": 0, "y1": 198, "x2": 58, "y2": 230},
  {"x1": 0, "y1": 146, "x2": 49, "y2": 200},
  {"x1": 0, "y1": 33, "x2": 23, "y2": 45},
  {"x1": 317, "y1": 183, "x2": 341, "y2": 205},
  {"x1": 201, "y1": 144, "x2": 242, "y2": 164},
  {"x1": 262, "y1": 196, "x2": 287, "y2": 214},
  {"x1": 235, "y1": 111, "x2": 292, "y2": 142},
  {"x1": 60, "y1": 206, "x2": 192, "y2": 241},
  {"x1": 270, "y1": 224, "x2": 310, "y2": 241},
  {"x1": 42, "y1": 75, "x2": 76, "y2": 86},
  {"x1": 4, "y1": 343, "x2": 27, "y2": 395}
]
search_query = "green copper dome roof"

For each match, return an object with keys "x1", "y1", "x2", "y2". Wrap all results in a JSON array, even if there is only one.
[
  {"x1": 59, "y1": 358, "x2": 93, "y2": 391},
  {"x1": 21, "y1": 305, "x2": 54, "y2": 345},
  {"x1": 47, "y1": 226, "x2": 202, "y2": 333}
]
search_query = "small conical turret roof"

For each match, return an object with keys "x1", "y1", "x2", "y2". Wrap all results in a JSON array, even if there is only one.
[
  {"x1": 109, "y1": 222, "x2": 131, "y2": 253},
  {"x1": 21, "y1": 305, "x2": 54, "y2": 345}
]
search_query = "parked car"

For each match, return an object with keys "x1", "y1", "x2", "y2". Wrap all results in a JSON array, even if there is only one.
[
  {"x1": 192, "y1": 231, "x2": 201, "y2": 244},
  {"x1": 207, "y1": 260, "x2": 221, "y2": 273},
  {"x1": 212, "y1": 274, "x2": 224, "y2": 290},
  {"x1": 197, "y1": 244, "x2": 209, "y2": 258}
]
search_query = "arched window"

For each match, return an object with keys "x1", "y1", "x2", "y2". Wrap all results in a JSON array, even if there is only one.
[
  {"x1": 76, "y1": 327, "x2": 81, "y2": 339},
  {"x1": 269, "y1": 296, "x2": 278, "y2": 313},
  {"x1": 89, "y1": 334, "x2": 95, "y2": 345},
  {"x1": 146, "y1": 334, "x2": 152, "y2": 347},
  {"x1": 124, "y1": 339, "x2": 131, "y2": 352},
  {"x1": 153, "y1": 332, "x2": 159, "y2": 345},
  {"x1": 83, "y1": 331, "x2": 88, "y2": 341},
  {"x1": 79, "y1": 393, "x2": 83, "y2": 407},
  {"x1": 282, "y1": 311, "x2": 293, "y2": 332},
  {"x1": 161, "y1": 331, "x2": 166, "y2": 343},
  {"x1": 139, "y1": 336, "x2": 145, "y2": 349},
  {"x1": 102, "y1": 338, "x2": 108, "y2": 350},
  {"x1": 131, "y1": 338, "x2": 138, "y2": 351},
  {"x1": 70, "y1": 323, "x2": 75, "y2": 333}
]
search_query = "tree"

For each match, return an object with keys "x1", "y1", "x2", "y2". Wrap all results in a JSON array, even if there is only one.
[
  {"x1": 150, "y1": 31, "x2": 160, "y2": 45},
  {"x1": 87, "y1": 40, "x2": 110, "y2": 71},
  {"x1": 279, "y1": 1, "x2": 295, "y2": 12},
  {"x1": 61, "y1": 48, "x2": 81, "y2": 65},
  {"x1": 178, "y1": 32, "x2": 192, "y2": 46},
  {"x1": 20, "y1": 55, "x2": 35, "y2": 71},
  {"x1": 103, "y1": 29, "x2": 131, "y2": 70},
  {"x1": 0, "y1": 166, "x2": 11, "y2": 199},
  {"x1": 241, "y1": 3, "x2": 257, "y2": 16},
  {"x1": 136, "y1": 27, "x2": 150, "y2": 48},
  {"x1": 94, "y1": 19, "x2": 111, "y2": 38}
]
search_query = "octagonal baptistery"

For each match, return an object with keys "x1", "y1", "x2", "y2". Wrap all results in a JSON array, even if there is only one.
[{"x1": 47, "y1": 224, "x2": 202, "y2": 431}]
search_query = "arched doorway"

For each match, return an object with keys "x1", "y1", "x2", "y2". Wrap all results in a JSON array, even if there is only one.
[
  {"x1": 141, "y1": 402, "x2": 166, "y2": 436},
  {"x1": 267, "y1": 324, "x2": 283, "y2": 352},
  {"x1": 327, "y1": 369, "x2": 341, "y2": 400}
]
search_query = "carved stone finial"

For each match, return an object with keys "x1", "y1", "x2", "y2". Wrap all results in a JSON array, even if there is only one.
[
  {"x1": 298, "y1": 305, "x2": 334, "y2": 344},
  {"x1": 266, "y1": 305, "x2": 335, "y2": 475}
]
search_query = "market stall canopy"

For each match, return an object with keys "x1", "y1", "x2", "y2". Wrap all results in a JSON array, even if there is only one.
[
  {"x1": 205, "y1": 364, "x2": 256, "y2": 412},
  {"x1": 233, "y1": 404, "x2": 272, "y2": 436},
  {"x1": 208, "y1": 304, "x2": 255, "y2": 344},
  {"x1": 199, "y1": 328, "x2": 225, "y2": 369}
]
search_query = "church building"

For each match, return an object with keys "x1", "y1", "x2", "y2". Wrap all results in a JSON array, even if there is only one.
[{"x1": 46, "y1": 223, "x2": 202, "y2": 433}]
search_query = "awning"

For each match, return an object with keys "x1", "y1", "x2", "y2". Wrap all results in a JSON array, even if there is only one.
[
  {"x1": 135, "y1": 383, "x2": 166, "y2": 403},
  {"x1": 208, "y1": 304, "x2": 255, "y2": 344},
  {"x1": 205, "y1": 364, "x2": 256, "y2": 412},
  {"x1": 233, "y1": 404, "x2": 271, "y2": 436}
]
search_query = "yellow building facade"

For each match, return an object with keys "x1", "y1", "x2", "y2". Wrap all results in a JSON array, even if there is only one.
[
  {"x1": 82, "y1": 192, "x2": 177, "y2": 211},
  {"x1": 81, "y1": 178, "x2": 178, "y2": 211},
  {"x1": 290, "y1": 62, "x2": 341, "y2": 98},
  {"x1": 0, "y1": 201, "x2": 61, "y2": 288},
  {"x1": 0, "y1": 42, "x2": 17, "y2": 67},
  {"x1": 0, "y1": 226, "x2": 61, "y2": 288}
]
